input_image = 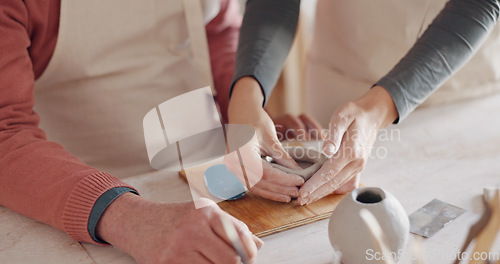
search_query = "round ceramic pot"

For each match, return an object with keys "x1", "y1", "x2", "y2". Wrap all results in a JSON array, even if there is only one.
[{"x1": 328, "y1": 187, "x2": 409, "y2": 264}]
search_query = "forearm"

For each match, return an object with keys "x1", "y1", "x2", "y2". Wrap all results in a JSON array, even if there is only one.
[
  {"x1": 96, "y1": 192, "x2": 142, "y2": 251},
  {"x1": 0, "y1": 133, "x2": 137, "y2": 243},
  {"x1": 228, "y1": 77, "x2": 265, "y2": 121},
  {"x1": 0, "y1": 2, "x2": 137, "y2": 243},
  {"x1": 355, "y1": 85, "x2": 398, "y2": 129},
  {"x1": 231, "y1": 0, "x2": 300, "y2": 105},
  {"x1": 376, "y1": 0, "x2": 500, "y2": 122}
]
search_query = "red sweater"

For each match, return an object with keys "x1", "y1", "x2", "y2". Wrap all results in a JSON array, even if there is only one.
[{"x1": 0, "y1": 0, "x2": 241, "y2": 243}]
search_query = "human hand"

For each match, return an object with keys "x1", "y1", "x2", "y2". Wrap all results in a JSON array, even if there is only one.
[
  {"x1": 273, "y1": 113, "x2": 325, "y2": 141},
  {"x1": 97, "y1": 193, "x2": 263, "y2": 264},
  {"x1": 226, "y1": 77, "x2": 304, "y2": 203},
  {"x1": 298, "y1": 86, "x2": 399, "y2": 205}
]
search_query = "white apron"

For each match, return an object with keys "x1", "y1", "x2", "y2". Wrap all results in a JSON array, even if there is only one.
[
  {"x1": 34, "y1": 0, "x2": 219, "y2": 177},
  {"x1": 306, "y1": 0, "x2": 500, "y2": 126}
]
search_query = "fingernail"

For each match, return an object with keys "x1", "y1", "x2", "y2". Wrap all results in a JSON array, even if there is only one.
[
  {"x1": 323, "y1": 142, "x2": 336, "y2": 156},
  {"x1": 301, "y1": 191, "x2": 310, "y2": 199},
  {"x1": 299, "y1": 197, "x2": 309, "y2": 206},
  {"x1": 253, "y1": 235, "x2": 264, "y2": 249},
  {"x1": 290, "y1": 190, "x2": 299, "y2": 197},
  {"x1": 297, "y1": 177, "x2": 305, "y2": 185}
]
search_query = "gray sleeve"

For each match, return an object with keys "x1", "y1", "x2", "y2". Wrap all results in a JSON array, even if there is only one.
[
  {"x1": 230, "y1": 0, "x2": 300, "y2": 106},
  {"x1": 375, "y1": 0, "x2": 500, "y2": 123}
]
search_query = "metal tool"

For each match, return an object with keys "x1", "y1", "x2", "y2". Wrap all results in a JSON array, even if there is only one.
[
  {"x1": 409, "y1": 199, "x2": 466, "y2": 238},
  {"x1": 220, "y1": 216, "x2": 249, "y2": 264}
]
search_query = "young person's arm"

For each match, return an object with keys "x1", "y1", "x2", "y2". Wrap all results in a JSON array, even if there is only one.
[
  {"x1": 227, "y1": 0, "x2": 304, "y2": 203},
  {"x1": 231, "y1": 0, "x2": 300, "y2": 105}
]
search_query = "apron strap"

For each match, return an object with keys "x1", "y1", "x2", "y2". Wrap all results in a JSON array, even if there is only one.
[{"x1": 182, "y1": 0, "x2": 216, "y2": 95}]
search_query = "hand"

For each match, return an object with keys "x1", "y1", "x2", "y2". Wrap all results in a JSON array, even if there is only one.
[
  {"x1": 97, "y1": 193, "x2": 263, "y2": 264},
  {"x1": 273, "y1": 113, "x2": 325, "y2": 141},
  {"x1": 226, "y1": 77, "x2": 304, "y2": 203},
  {"x1": 298, "y1": 86, "x2": 398, "y2": 205}
]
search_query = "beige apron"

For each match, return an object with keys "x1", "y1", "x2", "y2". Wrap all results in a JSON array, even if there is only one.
[
  {"x1": 34, "y1": 0, "x2": 219, "y2": 177},
  {"x1": 306, "y1": 0, "x2": 500, "y2": 126}
]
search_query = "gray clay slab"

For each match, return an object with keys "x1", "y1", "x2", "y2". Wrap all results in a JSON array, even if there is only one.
[{"x1": 264, "y1": 146, "x2": 328, "y2": 181}]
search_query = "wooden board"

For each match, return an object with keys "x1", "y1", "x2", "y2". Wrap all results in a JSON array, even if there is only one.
[{"x1": 179, "y1": 159, "x2": 349, "y2": 237}]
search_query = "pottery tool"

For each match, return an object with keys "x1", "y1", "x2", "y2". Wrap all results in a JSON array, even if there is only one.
[
  {"x1": 220, "y1": 216, "x2": 249, "y2": 264},
  {"x1": 468, "y1": 190, "x2": 500, "y2": 264},
  {"x1": 484, "y1": 187, "x2": 500, "y2": 204},
  {"x1": 409, "y1": 199, "x2": 466, "y2": 238},
  {"x1": 453, "y1": 195, "x2": 492, "y2": 264},
  {"x1": 204, "y1": 164, "x2": 246, "y2": 200}
]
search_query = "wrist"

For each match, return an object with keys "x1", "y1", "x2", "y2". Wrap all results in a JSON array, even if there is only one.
[
  {"x1": 230, "y1": 77, "x2": 265, "y2": 108},
  {"x1": 355, "y1": 85, "x2": 399, "y2": 129},
  {"x1": 96, "y1": 192, "x2": 144, "y2": 250},
  {"x1": 228, "y1": 77, "x2": 266, "y2": 123}
]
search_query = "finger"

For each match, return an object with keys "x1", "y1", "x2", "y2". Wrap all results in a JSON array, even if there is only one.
[
  {"x1": 265, "y1": 137, "x2": 301, "y2": 170},
  {"x1": 200, "y1": 230, "x2": 241, "y2": 264},
  {"x1": 262, "y1": 161, "x2": 304, "y2": 187},
  {"x1": 334, "y1": 173, "x2": 360, "y2": 195},
  {"x1": 280, "y1": 114, "x2": 309, "y2": 140},
  {"x1": 208, "y1": 215, "x2": 248, "y2": 264},
  {"x1": 252, "y1": 235, "x2": 264, "y2": 250},
  {"x1": 299, "y1": 114, "x2": 324, "y2": 139},
  {"x1": 298, "y1": 155, "x2": 352, "y2": 200},
  {"x1": 250, "y1": 186, "x2": 293, "y2": 203},
  {"x1": 299, "y1": 162, "x2": 361, "y2": 205},
  {"x1": 231, "y1": 217, "x2": 262, "y2": 263},
  {"x1": 253, "y1": 179, "x2": 299, "y2": 198},
  {"x1": 323, "y1": 108, "x2": 355, "y2": 156},
  {"x1": 285, "y1": 115, "x2": 309, "y2": 140}
]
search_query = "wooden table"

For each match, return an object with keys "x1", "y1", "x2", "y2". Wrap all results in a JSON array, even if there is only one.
[{"x1": 1, "y1": 93, "x2": 500, "y2": 264}]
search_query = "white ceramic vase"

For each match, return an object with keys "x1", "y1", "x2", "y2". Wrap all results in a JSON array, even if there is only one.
[{"x1": 328, "y1": 187, "x2": 409, "y2": 264}]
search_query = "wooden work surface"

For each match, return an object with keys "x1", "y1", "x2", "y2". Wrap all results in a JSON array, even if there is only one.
[
  {"x1": 180, "y1": 161, "x2": 347, "y2": 237},
  {"x1": 1, "y1": 94, "x2": 500, "y2": 264},
  {"x1": 218, "y1": 193, "x2": 343, "y2": 237}
]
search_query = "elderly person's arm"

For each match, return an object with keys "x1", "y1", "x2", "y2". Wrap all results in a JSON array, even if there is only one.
[
  {"x1": 0, "y1": 0, "x2": 135, "y2": 244},
  {"x1": 0, "y1": 1, "x2": 261, "y2": 263}
]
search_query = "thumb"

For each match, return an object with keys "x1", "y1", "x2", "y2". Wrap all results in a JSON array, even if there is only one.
[{"x1": 266, "y1": 137, "x2": 301, "y2": 170}]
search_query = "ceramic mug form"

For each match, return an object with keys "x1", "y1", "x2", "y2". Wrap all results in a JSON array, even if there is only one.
[{"x1": 328, "y1": 187, "x2": 409, "y2": 264}]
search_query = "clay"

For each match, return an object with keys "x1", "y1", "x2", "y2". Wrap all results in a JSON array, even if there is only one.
[{"x1": 264, "y1": 146, "x2": 328, "y2": 181}]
